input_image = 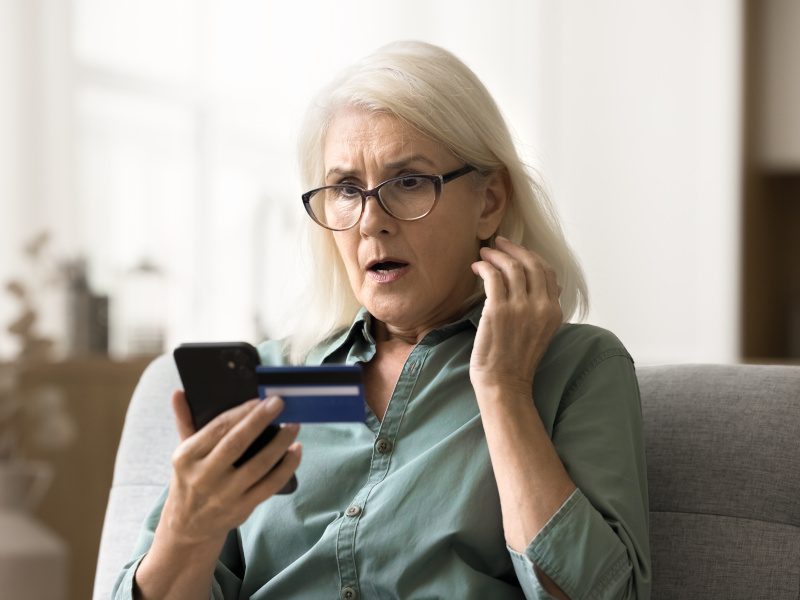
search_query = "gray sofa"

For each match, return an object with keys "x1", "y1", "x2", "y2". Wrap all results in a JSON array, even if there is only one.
[{"x1": 93, "y1": 357, "x2": 800, "y2": 599}]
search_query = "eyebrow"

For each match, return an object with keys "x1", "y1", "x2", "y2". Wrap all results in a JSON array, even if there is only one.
[{"x1": 325, "y1": 154, "x2": 437, "y2": 180}]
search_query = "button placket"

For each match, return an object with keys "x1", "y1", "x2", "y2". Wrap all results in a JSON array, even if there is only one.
[{"x1": 335, "y1": 345, "x2": 429, "y2": 598}]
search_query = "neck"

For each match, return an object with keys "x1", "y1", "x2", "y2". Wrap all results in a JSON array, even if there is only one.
[
  {"x1": 371, "y1": 297, "x2": 481, "y2": 346},
  {"x1": 372, "y1": 320, "x2": 431, "y2": 347}
]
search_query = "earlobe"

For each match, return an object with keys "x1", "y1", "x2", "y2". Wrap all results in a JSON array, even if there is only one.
[{"x1": 476, "y1": 168, "x2": 510, "y2": 240}]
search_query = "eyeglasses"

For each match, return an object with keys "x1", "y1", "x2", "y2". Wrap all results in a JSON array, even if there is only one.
[{"x1": 301, "y1": 164, "x2": 476, "y2": 231}]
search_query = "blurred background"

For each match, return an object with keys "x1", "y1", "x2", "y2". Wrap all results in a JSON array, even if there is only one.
[{"x1": 0, "y1": 0, "x2": 798, "y2": 598}]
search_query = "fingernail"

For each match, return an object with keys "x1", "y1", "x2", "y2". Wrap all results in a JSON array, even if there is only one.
[{"x1": 264, "y1": 396, "x2": 281, "y2": 410}]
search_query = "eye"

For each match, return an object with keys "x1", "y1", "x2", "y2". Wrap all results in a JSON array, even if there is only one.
[
  {"x1": 337, "y1": 185, "x2": 362, "y2": 199},
  {"x1": 397, "y1": 176, "x2": 424, "y2": 190}
]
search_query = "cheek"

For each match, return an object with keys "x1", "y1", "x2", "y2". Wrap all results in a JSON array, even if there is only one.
[
  {"x1": 418, "y1": 230, "x2": 479, "y2": 283},
  {"x1": 333, "y1": 233, "x2": 361, "y2": 280}
]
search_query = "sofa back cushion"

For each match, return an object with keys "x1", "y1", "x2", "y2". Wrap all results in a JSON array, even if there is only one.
[{"x1": 639, "y1": 364, "x2": 800, "y2": 598}]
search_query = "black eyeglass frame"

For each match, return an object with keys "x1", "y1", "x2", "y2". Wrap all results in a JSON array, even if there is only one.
[{"x1": 301, "y1": 164, "x2": 476, "y2": 231}]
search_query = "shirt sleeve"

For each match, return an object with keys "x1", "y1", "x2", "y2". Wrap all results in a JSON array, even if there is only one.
[
  {"x1": 111, "y1": 487, "x2": 246, "y2": 600},
  {"x1": 509, "y1": 350, "x2": 651, "y2": 600}
]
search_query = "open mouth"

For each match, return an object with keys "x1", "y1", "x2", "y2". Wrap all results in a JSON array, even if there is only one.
[
  {"x1": 366, "y1": 259, "x2": 409, "y2": 283},
  {"x1": 369, "y1": 260, "x2": 408, "y2": 273}
]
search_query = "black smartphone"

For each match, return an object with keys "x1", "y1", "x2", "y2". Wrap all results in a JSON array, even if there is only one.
[{"x1": 173, "y1": 342, "x2": 297, "y2": 493}]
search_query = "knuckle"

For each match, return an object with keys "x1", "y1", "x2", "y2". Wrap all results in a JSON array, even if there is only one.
[
  {"x1": 171, "y1": 444, "x2": 191, "y2": 470},
  {"x1": 218, "y1": 434, "x2": 247, "y2": 460},
  {"x1": 207, "y1": 418, "x2": 230, "y2": 439}
]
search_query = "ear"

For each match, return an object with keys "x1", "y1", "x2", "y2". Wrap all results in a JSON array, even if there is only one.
[{"x1": 476, "y1": 168, "x2": 510, "y2": 240}]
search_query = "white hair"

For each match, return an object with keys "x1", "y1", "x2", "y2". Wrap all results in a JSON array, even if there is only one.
[{"x1": 285, "y1": 40, "x2": 588, "y2": 363}]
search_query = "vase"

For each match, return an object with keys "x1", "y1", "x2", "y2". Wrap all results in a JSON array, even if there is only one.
[{"x1": 0, "y1": 459, "x2": 52, "y2": 511}]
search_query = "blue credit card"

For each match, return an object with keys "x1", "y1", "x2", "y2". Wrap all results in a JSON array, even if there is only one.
[{"x1": 256, "y1": 365, "x2": 365, "y2": 423}]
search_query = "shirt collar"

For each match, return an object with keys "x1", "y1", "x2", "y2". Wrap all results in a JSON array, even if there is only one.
[{"x1": 316, "y1": 299, "x2": 484, "y2": 364}]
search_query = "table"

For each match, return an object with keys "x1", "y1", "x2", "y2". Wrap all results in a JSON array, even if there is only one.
[{"x1": 2, "y1": 356, "x2": 154, "y2": 600}]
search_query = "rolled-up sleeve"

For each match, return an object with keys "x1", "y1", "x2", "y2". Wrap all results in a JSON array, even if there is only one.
[
  {"x1": 112, "y1": 488, "x2": 245, "y2": 600},
  {"x1": 510, "y1": 350, "x2": 651, "y2": 599}
]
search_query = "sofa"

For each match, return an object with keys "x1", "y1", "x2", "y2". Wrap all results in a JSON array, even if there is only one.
[{"x1": 93, "y1": 357, "x2": 800, "y2": 599}]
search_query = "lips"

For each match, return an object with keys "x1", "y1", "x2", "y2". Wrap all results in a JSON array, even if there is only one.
[
  {"x1": 365, "y1": 257, "x2": 410, "y2": 283},
  {"x1": 365, "y1": 258, "x2": 409, "y2": 272}
]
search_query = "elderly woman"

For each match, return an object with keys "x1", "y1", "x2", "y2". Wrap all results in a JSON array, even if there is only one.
[{"x1": 115, "y1": 41, "x2": 650, "y2": 599}]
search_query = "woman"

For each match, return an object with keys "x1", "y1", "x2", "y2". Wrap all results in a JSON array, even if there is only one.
[{"x1": 115, "y1": 41, "x2": 650, "y2": 599}]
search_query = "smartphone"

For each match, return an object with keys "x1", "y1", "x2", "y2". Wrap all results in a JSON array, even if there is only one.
[{"x1": 173, "y1": 342, "x2": 297, "y2": 493}]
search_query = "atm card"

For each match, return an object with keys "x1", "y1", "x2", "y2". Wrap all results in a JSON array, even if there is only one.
[{"x1": 256, "y1": 365, "x2": 365, "y2": 423}]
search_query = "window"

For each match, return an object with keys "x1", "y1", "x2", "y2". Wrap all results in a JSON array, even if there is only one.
[{"x1": 53, "y1": 0, "x2": 540, "y2": 356}]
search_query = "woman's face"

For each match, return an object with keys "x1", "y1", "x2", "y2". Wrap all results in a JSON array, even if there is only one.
[{"x1": 323, "y1": 107, "x2": 507, "y2": 335}]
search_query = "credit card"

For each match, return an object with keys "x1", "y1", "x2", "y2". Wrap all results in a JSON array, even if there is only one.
[{"x1": 256, "y1": 365, "x2": 365, "y2": 423}]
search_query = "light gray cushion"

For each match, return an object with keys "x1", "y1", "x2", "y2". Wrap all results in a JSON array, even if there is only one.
[
  {"x1": 93, "y1": 355, "x2": 178, "y2": 600},
  {"x1": 93, "y1": 360, "x2": 800, "y2": 599}
]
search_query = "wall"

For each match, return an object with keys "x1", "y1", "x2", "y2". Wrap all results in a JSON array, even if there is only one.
[
  {"x1": 535, "y1": 1, "x2": 743, "y2": 364},
  {"x1": 2, "y1": 1, "x2": 744, "y2": 365},
  {"x1": 0, "y1": 0, "x2": 34, "y2": 358},
  {"x1": 0, "y1": 0, "x2": 74, "y2": 359}
]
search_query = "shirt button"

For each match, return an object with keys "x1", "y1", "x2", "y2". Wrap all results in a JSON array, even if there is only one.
[
  {"x1": 341, "y1": 586, "x2": 357, "y2": 600},
  {"x1": 375, "y1": 437, "x2": 393, "y2": 454},
  {"x1": 345, "y1": 505, "x2": 362, "y2": 517}
]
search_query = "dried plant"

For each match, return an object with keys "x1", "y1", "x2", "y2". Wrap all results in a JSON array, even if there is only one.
[
  {"x1": 0, "y1": 377, "x2": 75, "y2": 461},
  {"x1": 2, "y1": 231, "x2": 77, "y2": 460}
]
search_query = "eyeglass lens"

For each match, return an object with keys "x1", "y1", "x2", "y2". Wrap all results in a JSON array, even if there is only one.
[{"x1": 308, "y1": 176, "x2": 437, "y2": 230}]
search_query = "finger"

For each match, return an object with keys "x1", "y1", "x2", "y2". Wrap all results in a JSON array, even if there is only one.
[
  {"x1": 233, "y1": 422, "x2": 301, "y2": 490},
  {"x1": 495, "y1": 235, "x2": 539, "y2": 269},
  {"x1": 496, "y1": 236, "x2": 555, "y2": 298},
  {"x1": 493, "y1": 236, "x2": 542, "y2": 296},
  {"x1": 171, "y1": 389, "x2": 196, "y2": 442},
  {"x1": 543, "y1": 266, "x2": 561, "y2": 302},
  {"x1": 242, "y1": 442, "x2": 303, "y2": 509},
  {"x1": 206, "y1": 396, "x2": 286, "y2": 471},
  {"x1": 178, "y1": 398, "x2": 262, "y2": 460},
  {"x1": 471, "y1": 260, "x2": 507, "y2": 302},
  {"x1": 478, "y1": 246, "x2": 528, "y2": 301},
  {"x1": 540, "y1": 266, "x2": 564, "y2": 323}
]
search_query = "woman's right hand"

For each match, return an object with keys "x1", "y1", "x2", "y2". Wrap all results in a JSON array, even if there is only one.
[
  {"x1": 134, "y1": 392, "x2": 300, "y2": 599},
  {"x1": 160, "y1": 390, "x2": 302, "y2": 547}
]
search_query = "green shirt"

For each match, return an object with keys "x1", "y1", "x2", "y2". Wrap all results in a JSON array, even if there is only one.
[{"x1": 114, "y1": 302, "x2": 651, "y2": 599}]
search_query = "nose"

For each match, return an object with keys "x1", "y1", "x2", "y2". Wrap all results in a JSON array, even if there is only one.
[{"x1": 358, "y1": 192, "x2": 394, "y2": 237}]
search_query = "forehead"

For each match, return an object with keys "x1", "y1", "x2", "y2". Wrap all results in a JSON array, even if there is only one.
[{"x1": 323, "y1": 107, "x2": 444, "y2": 168}]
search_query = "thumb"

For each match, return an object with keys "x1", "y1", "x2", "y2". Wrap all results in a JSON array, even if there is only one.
[{"x1": 171, "y1": 389, "x2": 197, "y2": 441}]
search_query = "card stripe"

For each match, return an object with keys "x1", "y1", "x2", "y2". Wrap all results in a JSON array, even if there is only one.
[{"x1": 261, "y1": 385, "x2": 360, "y2": 397}]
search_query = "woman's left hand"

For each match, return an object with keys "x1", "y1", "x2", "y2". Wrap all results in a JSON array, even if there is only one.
[{"x1": 469, "y1": 236, "x2": 563, "y2": 396}]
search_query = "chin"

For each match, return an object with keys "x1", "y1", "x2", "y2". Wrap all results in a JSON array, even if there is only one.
[
  {"x1": 362, "y1": 294, "x2": 421, "y2": 327},
  {"x1": 366, "y1": 303, "x2": 415, "y2": 325}
]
